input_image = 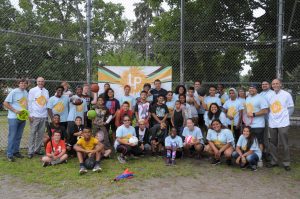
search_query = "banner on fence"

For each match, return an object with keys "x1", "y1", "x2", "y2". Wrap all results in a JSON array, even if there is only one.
[{"x1": 97, "y1": 66, "x2": 172, "y2": 99}]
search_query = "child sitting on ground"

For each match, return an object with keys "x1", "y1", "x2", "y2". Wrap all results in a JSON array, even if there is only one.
[
  {"x1": 164, "y1": 127, "x2": 183, "y2": 166},
  {"x1": 42, "y1": 131, "x2": 68, "y2": 167},
  {"x1": 150, "y1": 122, "x2": 168, "y2": 156}
]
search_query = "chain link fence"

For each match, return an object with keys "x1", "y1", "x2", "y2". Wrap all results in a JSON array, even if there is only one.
[{"x1": 0, "y1": 0, "x2": 300, "y2": 149}]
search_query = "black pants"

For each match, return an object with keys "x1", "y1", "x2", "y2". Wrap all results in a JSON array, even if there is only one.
[
  {"x1": 228, "y1": 125, "x2": 241, "y2": 144},
  {"x1": 116, "y1": 144, "x2": 142, "y2": 156}
]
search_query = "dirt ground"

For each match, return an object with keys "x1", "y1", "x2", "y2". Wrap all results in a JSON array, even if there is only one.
[{"x1": 1, "y1": 160, "x2": 300, "y2": 199}]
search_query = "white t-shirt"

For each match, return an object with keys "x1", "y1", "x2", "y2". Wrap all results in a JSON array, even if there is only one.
[
  {"x1": 267, "y1": 90, "x2": 294, "y2": 128},
  {"x1": 245, "y1": 94, "x2": 268, "y2": 128},
  {"x1": 223, "y1": 98, "x2": 244, "y2": 126},
  {"x1": 186, "y1": 95, "x2": 200, "y2": 117},
  {"x1": 28, "y1": 86, "x2": 49, "y2": 118}
]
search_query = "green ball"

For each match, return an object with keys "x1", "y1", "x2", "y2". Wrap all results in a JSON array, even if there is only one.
[
  {"x1": 87, "y1": 110, "x2": 97, "y2": 120},
  {"x1": 17, "y1": 109, "x2": 29, "y2": 121}
]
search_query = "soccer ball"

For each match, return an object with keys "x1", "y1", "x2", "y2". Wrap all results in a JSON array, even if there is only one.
[
  {"x1": 128, "y1": 136, "x2": 139, "y2": 146},
  {"x1": 87, "y1": 110, "x2": 97, "y2": 119},
  {"x1": 71, "y1": 96, "x2": 83, "y2": 105},
  {"x1": 184, "y1": 136, "x2": 194, "y2": 144},
  {"x1": 84, "y1": 157, "x2": 95, "y2": 170}
]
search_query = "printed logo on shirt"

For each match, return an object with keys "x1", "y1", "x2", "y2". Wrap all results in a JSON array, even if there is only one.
[
  {"x1": 270, "y1": 100, "x2": 282, "y2": 114},
  {"x1": 245, "y1": 103, "x2": 254, "y2": 113},
  {"x1": 36, "y1": 95, "x2": 47, "y2": 107},
  {"x1": 76, "y1": 104, "x2": 84, "y2": 112},
  {"x1": 221, "y1": 98, "x2": 226, "y2": 104},
  {"x1": 53, "y1": 102, "x2": 64, "y2": 113},
  {"x1": 18, "y1": 97, "x2": 27, "y2": 109},
  {"x1": 156, "y1": 107, "x2": 166, "y2": 117},
  {"x1": 227, "y1": 106, "x2": 237, "y2": 117},
  {"x1": 213, "y1": 140, "x2": 224, "y2": 149}
]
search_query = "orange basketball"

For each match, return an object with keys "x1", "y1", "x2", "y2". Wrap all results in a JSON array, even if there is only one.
[{"x1": 90, "y1": 83, "x2": 99, "y2": 93}]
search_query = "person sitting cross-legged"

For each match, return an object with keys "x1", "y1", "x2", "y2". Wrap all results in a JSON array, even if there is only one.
[
  {"x1": 73, "y1": 128, "x2": 104, "y2": 175},
  {"x1": 41, "y1": 131, "x2": 68, "y2": 167},
  {"x1": 165, "y1": 127, "x2": 183, "y2": 166}
]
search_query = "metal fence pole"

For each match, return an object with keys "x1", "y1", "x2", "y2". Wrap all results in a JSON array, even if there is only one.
[
  {"x1": 180, "y1": 0, "x2": 185, "y2": 84},
  {"x1": 276, "y1": 0, "x2": 284, "y2": 80},
  {"x1": 86, "y1": 0, "x2": 92, "y2": 85}
]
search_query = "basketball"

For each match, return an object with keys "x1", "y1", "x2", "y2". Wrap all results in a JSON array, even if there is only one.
[
  {"x1": 196, "y1": 87, "x2": 207, "y2": 97},
  {"x1": 128, "y1": 136, "x2": 139, "y2": 146},
  {"x1": 84, "y1": 157, "x2": 96, "y2": 170},
  {"x1": 71, "y1": 96, "x2": 83, "y2": 105},
  {"x1": 91, "y1": 83, "x2": 99, "y2": 93},
  {"x1": 184, "y1": 136, "x2": 194, "y2": 144},
  {"x1": 87, "y1": 110, "x2": 97, "y2": 119}
]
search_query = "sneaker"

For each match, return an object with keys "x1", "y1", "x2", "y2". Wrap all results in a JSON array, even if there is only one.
[
  {"x1": 7, "y1": 156, "x2": 16, "y2": 162},
  {"x1": 13, "y1": 152, "x2": 24, "y2": 158},
  {"x1": 251, "y1": 165, "x2": 257, "y2": 171},
  {"x1": 211, "y1": 159, "x2": 221, "y2": 165},
  {"x1": 257, "y1": 160, "x2": 263, "y2": 168},
  {"x1": 92, "y1": 164, "x2": 102, "y2": 172},
  {"x1": 117, "y1": 155, "x2": 126, "y2": 164},
  {"x1": 284, "y1": 166, "x2": 291, "y2": 171},
  {"x1": 51, "y1": 158, "x2": 61, "y2": 165},
  {"x1": 79, "y1": 166, "x2": 88, "y2": 175},
  {"x1": 42, "y1": 162, "x2": 50, "y2": 167},
  {"x1": 28, "y1": 154, "x2": 34, "y2": 159}
]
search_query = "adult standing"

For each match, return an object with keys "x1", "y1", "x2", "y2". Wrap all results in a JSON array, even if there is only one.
[
  {"x1": 193, "y1": 80, "x2": 205, "y2": 128},
  {"x1": 3, "y1": 79, "x2": 28, "y2": 161},
  {"x1": 267, "y1": 79, "x2": 294, "y2": 171},
  {"x1": 28, "y1": 77, "x2": 49, "y2": 157},
  {"x1": 259, "y1": 80, "x2": 275, "y2": 156},
  {"x1": 245, "y1": 84, "x2": 268, "y2": 163},
  {"x1": 150, "y1": 79, "x2": 168, "y2": 103}
]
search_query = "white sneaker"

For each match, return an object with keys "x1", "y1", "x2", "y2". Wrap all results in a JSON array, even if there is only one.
[{"x1": 257, "y1": 160, "x2": 263, "y2": 168}]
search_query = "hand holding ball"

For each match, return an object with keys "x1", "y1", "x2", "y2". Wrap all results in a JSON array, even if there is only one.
[
  {"x1": 128, "y1": 136, "x2": 139, "y2": 146},
  {"x1": 90, "y1": 83, "x2": 99, "y2": 93}
]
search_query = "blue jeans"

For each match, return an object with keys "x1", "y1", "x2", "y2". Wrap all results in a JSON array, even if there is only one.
[
  {"x1": 7, "y1": 119, "x2": 26, "y2": 157},
  {"x1": 232, "y1": 151, "x2": 259, "y2": 166}
]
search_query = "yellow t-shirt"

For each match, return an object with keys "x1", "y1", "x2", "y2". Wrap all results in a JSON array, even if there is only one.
[{"x1": 76, "y1": 137, "x2": 99, "y2": 150}]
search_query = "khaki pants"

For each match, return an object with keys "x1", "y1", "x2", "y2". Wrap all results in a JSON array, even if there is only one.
[
  {"x1": 28, "y1": 117, "x2": 47, "y2": 155},
  {"x1": 269, "y1": 126, "x2": 290, "y2": 166}
]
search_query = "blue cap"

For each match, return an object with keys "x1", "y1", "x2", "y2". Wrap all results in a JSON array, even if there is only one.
[{"x1": 249, "y1": 84, "x2": 257, "y2": 89}]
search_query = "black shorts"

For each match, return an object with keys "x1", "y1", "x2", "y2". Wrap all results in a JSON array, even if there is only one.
[{"x1": 251, "y1": 128, "x2": 264, "y2": 145}]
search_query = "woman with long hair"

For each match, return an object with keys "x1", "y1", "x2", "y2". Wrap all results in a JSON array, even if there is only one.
[{"x1": 204, "y1": 103, "x2": 227, "y2": 129}]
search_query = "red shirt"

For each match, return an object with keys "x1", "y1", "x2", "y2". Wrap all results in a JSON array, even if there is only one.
[{"x1": 46, "y1": 140, "x2": 66, "y2": 156}]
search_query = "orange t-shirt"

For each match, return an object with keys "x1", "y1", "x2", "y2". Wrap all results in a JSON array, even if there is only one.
[{"x1": 46, "y1": 140, "x2": 66, "y2": 156}]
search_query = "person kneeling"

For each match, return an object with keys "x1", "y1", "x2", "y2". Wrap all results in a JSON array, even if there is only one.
[
  {"x1": 165, "y1": 127, "x2": 183, "y2": 166},
  {"x1": 73, "y1": 128, "x2": 104, "y2": 175},
  {"x1": 232, "y1": 126, "x2": 261, "y2": 171},
  {"x1": 42, "y1": 131, "x2": 68, "y2": 167},
  {"x1": 115, "y1": 115, "x2": 142, "y2": 164},
  {"x1": 182, "y1": 119, "x2": 204, "y2": 158},
  {"x1": 205, "y1": 119, "x2": 235, "y2": 165}
]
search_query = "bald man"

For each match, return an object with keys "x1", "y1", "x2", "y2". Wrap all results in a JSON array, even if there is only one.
[
  {"x1": 28, "y1": 77, "x2": 49, "y2": 158},
  {"x1": 266, "y1": 79, "x2": 294, "y2": 171}
]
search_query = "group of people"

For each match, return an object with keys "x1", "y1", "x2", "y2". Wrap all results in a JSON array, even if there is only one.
[{"x1": 3, "y1": 77, "x2": 294, "y2": 174}]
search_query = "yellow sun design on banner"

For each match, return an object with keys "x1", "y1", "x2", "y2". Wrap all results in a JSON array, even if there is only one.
[
  {"x1": 270, "y1": 100, "x2": 282, "y2": 114},
  {"x1": 120, "y1": 67, "x2": 147, "y2": 94},
  {"x1": 76, "y1": 104, "x2": 83, "y2": 112},
  {"x1": 246, "y1": 103, "x2": 254, "y2": 113},
  {"x1": 36, "y1": 95, "x2": 46, "y2": 107},
  {"x1": 53, "y1": 102, "x2": 64, "y2": 113},
  {"x1": 18, "y1": 97, "x2": 27, "y2": 109}
]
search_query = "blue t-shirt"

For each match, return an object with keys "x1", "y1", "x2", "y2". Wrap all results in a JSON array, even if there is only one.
[
  {"x1": 67, "y1": 96, "x2": 88, "y2": 123},
  {"x1": 204, "y1": 111, "x2": 227, "y2": 127},
  {"x1": 237, "y1": 135, "x2": 262, "y2": 159},
  {"x1": 114, "y1": 124, "x2": 136, "y2": 149},
  {"x1": 223, "y1": 99, "x2": 244, "y2": 126},
  {"x1": 5, "y1": 88, "x2": 28, "y2": 119},
  {"x1": 204, "y1": 96, "x2": 222, "y2": 109},
  {"x1": 245, "y1": 94, "x2": 268, "y2": 128},
  {"x1": 182, "y1": 126, "x2": 204, "y2": 144},
  {"x1": 47, "y1": 95, "x2": 69, "y2": 122},
  {"x1": 165, "y1": 135, "x2": 183, "y2": 148},
  {"x1": 206, "y1": 128, "x2": 235, "y2": 148},
  {"x1": 119, "y1": 95, "x2": 136, "y2": 111}
]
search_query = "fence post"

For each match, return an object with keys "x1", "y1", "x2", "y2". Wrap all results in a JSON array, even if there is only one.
[
  {"x1": 86, "y1": 0, "x2": 92, "y2": 85},
  {"x1": 276, "y1": 0, "x2": 284, "y2": 80},
  {"x1": 180, "y1": 0, "x2": 185, "y2": 84}
]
